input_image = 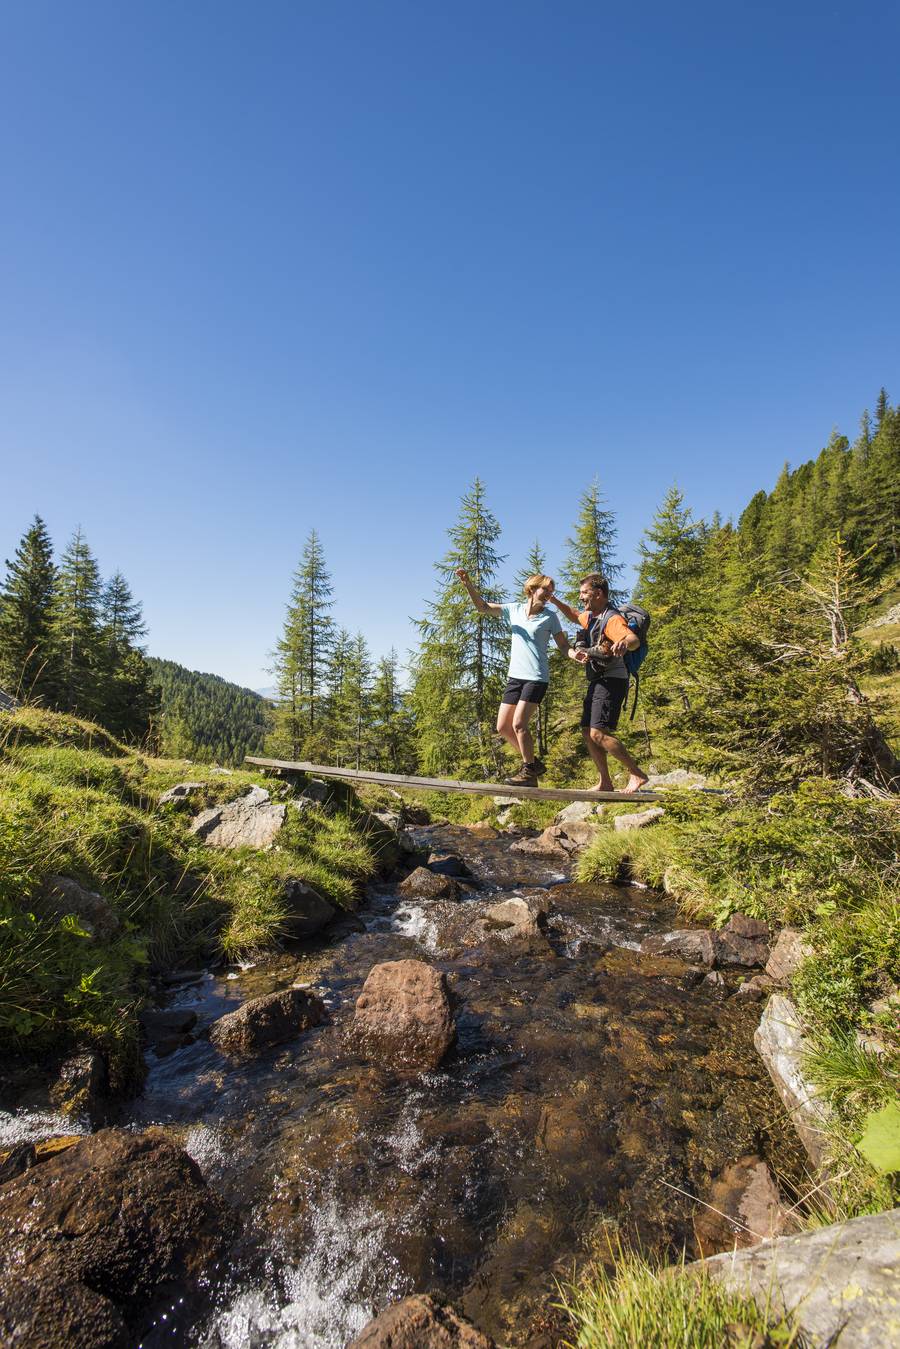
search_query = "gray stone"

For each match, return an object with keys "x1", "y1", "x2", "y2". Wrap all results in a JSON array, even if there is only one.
[
  {"x1": 766, "y1": 928, "x2": 814, "y2": 984},
  {"x1": 855, "y1": 1028, "x2": 890, "y2": 1056},
  {"x1": 872, "y1": 601, "x2": 900, "y2": 628},
  {"x1": 208, "y1": 766, "x2": 234, "y2": 775},
  {"x1": 349, "y1": 960, "x2": 455, "y2": 1074},
  {"x1": 34, "y1": 875, "x2": 121, "y2": 943},
  {"x1": 703, "y1": 970, "x2": 727, "y2": 990},
  {"x1": 372, "y1": 810, "x2": 403, "y2": 832},
  {"x1": 698, "y1": 1207, "x2": 900, "y2": 1347},
  {"x1": 645, "y1": 768, "x2": 708, "y2": 788},
  {"x1": 427, "y1": 852, "x2": 471, "y2": 878},
  {"x1": 754, "y1": 995, "x2": 831, "y2": 1167},
  {"x1": 349, "y1": 1293, "x2": 495, "y2": 1348},
  {"x1": 614, "y1": 806, "x2": 665, "y2": 831},
  {"x1": 279, "y1": 879, "x2": 339, "y2": 940},
  {"x1": 641, "y1": 929, "x2": 716, "y2": 966},
  {"x1": 209, "y1": 987, "x2": 325, "y2": 1056},
  {"x1": 492, "y1": 794, "x2": 519, "y2": 807},
  {"x1": 736, "y1": 974, "x2": 776, "y2": 1001},
  {"x1": 157, "y1": 781, "x2": 205, "y2": 806},
  {"x1": 554, "y1": 800, "x2": 602, "y2": 825},
  {"x1": 189, "y1": 786, "x2": 286, "y2": 849},
  {"x1": 713, "y1": 930, "x2": 770, "y2": 968},
  {"x1": 483, "y1": 894, "x2": 548, "y2": 939}
]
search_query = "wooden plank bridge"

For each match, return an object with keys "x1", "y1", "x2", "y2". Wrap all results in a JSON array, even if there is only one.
[{"x1": 244, "y1": 758, "x2": 662, "y2": 804}]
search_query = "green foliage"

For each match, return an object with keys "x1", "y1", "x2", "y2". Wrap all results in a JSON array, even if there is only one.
[
  {"x1": 558, "y1": 1240, "x2": 797, "y2": 1348},
  {"x1": 269, "y1": 529, "x2": 335, "y2": 758},
  {"x1": 148, "y1": 656, "x2": 269, "y2": 765},
  {"x1": 856, "y1": 1100, "x2": 900, "y2": 1175},
  {"x1": 561, "y1": 479, "x2": 623, "y2": 603},
  {"x1": 0, "y1": 514, "x2": 58, "y2": 704}
]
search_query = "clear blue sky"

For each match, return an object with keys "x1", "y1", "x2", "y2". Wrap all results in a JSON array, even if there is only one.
[{"x1": 2, "y1": 2, "x2": 898, "y2": 689}]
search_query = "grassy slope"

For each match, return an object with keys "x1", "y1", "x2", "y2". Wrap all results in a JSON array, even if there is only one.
[{"x1": 0, "y1": 708, "x2": 383, "y2": 1083}]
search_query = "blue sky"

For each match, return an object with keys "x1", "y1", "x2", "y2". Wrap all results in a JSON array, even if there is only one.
[{"x1": 2, "y1": 2, "x2": 898, "y2": 689}]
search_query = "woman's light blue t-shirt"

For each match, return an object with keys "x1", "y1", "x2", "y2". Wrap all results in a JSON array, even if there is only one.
[{"x1": 501, "y1": 602, "x2": 564, "y2": 683}]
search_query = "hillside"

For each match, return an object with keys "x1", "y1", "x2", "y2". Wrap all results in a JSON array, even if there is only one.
[{"x1": 147, "y1": 657, "x2": 271, "y2": 766}]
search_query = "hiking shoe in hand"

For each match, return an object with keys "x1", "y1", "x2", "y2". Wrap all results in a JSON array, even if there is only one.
[{"x1": 504, "y1": 764, "x2": 539, "y2": 787}]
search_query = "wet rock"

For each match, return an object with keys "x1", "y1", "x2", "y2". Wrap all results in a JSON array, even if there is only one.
[
  {"x1": 397, "y1": 866, "x2": 462, "y2": 900},
  {"x1": 765, "y1": 928, "x2": 813, "y2": 984},
  {"x1": 694, "y1": 1155, "x2": 797, "y2": 1255},
  {"x1": 483, "y1": 895, "x2": 548, "y2": 939},
  {"x1": 209, "y1": 987, "x2": 325, "y2": 1057},
  {"x1": 703, "y1": 971, "x2": 727, "y2": 992},
  {"x1": 509, "y1": 829, "x2": 567, "y2": 857},
  {"x1": 34, "y1": 875, "x2": 121, "y2": 942},
  {"x1": 139, "y1": 1008, "x2": 197, "y2": 1058},
  {"x1": 513, "y1": 820, "x2": 597, "y2": 856},
  {"x1": 0, "y1": 1128, "x2": 226, "y2": 1348},
  {"x1": 614, "y1": 806, "x2": 665, "y2": 831},
  {"x1": 724, "y1": 913, "x2": 769, "y2": 940},
  {"x1": 157, "y1": 781, "x2": 205, "y2": 806},
  {"x1": 754, "y1": 995, "x2": 831, "y2": 1167},
  {"x1": 189, "y1": 785, "x2": 286, "y2": 849},
  {"x1": 349, "y1": 1293, "x2": 495, "y2": 1348},
  {"x1": 713, "y1": 931, "x2": 770, "y2": 968},
  {"x1": 641, "y1": 929, "x2": 716, "y2": 966},
  {"x1": 736, "y1": 974, "x2": 776, "y2": 1001},
  {"x1": 279, "y1": 878, "x2": 339, "y2": 939},
  {"x1": 48, "y1": 1052, "x2": 108, "y2": 1128},
  {"x1": 349, "y1": 960, "x2": 455, "y2": 1074},
  {"x1": 465, "y1": 821, "x2": 498, "y2": 838},
  {"x1": 427, "y1": 852, "x2": 471, "y2": 878},
  {"x1": 554, "y1": 800, "x2": 602, "y2": 825},
  {"x1": 0, "y1": 1142, "x2": 37, "y2": 1184},
  {"x1": 697, "y1": 1207, "x2": 900, "y2": 1348}
]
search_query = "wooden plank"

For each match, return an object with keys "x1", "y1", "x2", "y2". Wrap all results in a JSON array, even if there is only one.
[{"x1": 244, "y1": 757, "x2": 662, "y2": 803}]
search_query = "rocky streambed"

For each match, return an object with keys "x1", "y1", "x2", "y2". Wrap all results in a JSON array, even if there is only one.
[{"x1": 1, "y1": 819, "x2": 807, "y2": 1347}]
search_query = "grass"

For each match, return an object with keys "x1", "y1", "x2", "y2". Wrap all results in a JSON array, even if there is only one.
[
  {"x1": 558, "y1": 1239, "x2": 799, "y2": 1348},
  {"x1": 0, "y1": 707, "x2": 383, "y2": 1081}
]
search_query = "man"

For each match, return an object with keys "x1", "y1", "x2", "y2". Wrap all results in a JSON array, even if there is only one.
[
  {"x1": 550, "y1": 574, "x2": 649, "y2": 794},
  {"x1": 456, "y1": 569, "x2": 584, "y2": 786}
]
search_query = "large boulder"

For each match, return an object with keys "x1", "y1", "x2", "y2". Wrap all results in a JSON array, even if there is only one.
[
  {"x1": 397, "y1": 866, "x2": 461, "y2": 901},
  {"x1": 209, "y1": 987, "x2": 325, "y2": 1057},
  {"x1": 279, "y1": 879, "x2": 339, "y2": 940},
  {"x1": 189, "y1": 786, "x2": 286, "y2": 849},
  {"x1": 483, "y1": 895, "x2": 548, "y2": 940},
  {"x1": 765, "y1": 928, "x2": 814, "y2": 984},
  {"x1": 554, "y1": 800, "x2": 602, "y2": 825},
  {"x1": 724, "y1": 913, "x2": 769, "y2": 940},
  {"x1": 349, "y1": 960, "x2": 455, "y2": 1073},
  {"x1": 613, "y1": 806, "x2": 665, "y2": 831},
  {"x1": 139, "y1": 1008, "x2": 198, "y2": 1057},
  {"x1": 698, "y1": 1207, "x2": 900, "y2": 1348},
  {"x1": 512, "y1": 820, "x2": 598, "y2": 856},
  {"x1": 427, "y1": 852, "x2": 471, "y2": 878},
  {"x1": 754, "y1": 995, "x2": 831, "y2": 1167},
  {"x1": 349, "y1": 1294, "x2": 494, "y2": 1348},
  {"x1": 641, "y1": 929, "x2": 716, "y2": 966},
  {"x1": 34, "y1": 876, "x2": 120, "y2": 943},
  {"x1": 0, "y1": 1129, "x2": 226, "y2": 1349},
  {"x1": 693, "y1": 1155, "x2": 797, "y2": 1256},
  {"x1": 713, "y1": 930, "x2": 769, "y2": 968}
]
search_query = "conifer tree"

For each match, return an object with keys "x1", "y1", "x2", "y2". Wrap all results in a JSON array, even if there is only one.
[
  {"x1": 269, "y1": 530, "x2": 335, "y2": 758},
  {"x1": 0, "y1": 515, "x2": 58, "y2": 702},
  {"x1": 370, "y1": 649, "x2": 416, "y2": 772},
  {"x1": 561, "y1": 480, "x2": 622, "y2": 603},
  {"x1": 411, "y1": 479, "x2": 506, "y2": 775},
  {"x1": 875, "y1": 386, "x2": 889, "y2": 427},
  {"x1": 51, "y1": 528, "x2": 103, "y2": 718},
  {"x1": 99, "y1": 571, "x2": 154, "y2": 740},
  {"x1": 635, "y1": 487, "x2": 705, "y2": 711}
]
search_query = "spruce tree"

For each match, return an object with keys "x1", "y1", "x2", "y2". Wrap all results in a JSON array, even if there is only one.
[
  {"x1": 0, "y1": 515, "x2": 58, "y2": 703},
  {"x1": 411, "y1": 479, "x2": 506, "y2": 775},
  {"x1": 51, "y1": 528, "x2": 103, "y2": 718},
  {"x1": 269, "y1": 530, "x2": 335, "y2": 759},
  {"x1": 561, "y1": 480, "x2": 622, "y2": 603},
  {"x1": 99, "y1": 571, "x2": 154, "y2": 740},
  {"x1": 635, "y1": 487, "x2": 705, "y2": 711},
  {"x1": 370, "y1": 649, "x2": 416, "y2": 772}
]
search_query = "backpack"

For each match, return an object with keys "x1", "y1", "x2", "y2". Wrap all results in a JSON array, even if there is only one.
[{"x1": 587, "y1": 602, "x2": 652, "y2": 721}]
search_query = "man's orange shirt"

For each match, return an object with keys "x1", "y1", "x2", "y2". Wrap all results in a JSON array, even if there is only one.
[{"x1": 554, "y1": 598, "x2": 631, "y2": 645}]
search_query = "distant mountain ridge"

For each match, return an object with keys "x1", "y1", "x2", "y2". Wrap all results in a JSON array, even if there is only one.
[{"x1": 147, "y1": 657, "x2": 270, "y2": 766}]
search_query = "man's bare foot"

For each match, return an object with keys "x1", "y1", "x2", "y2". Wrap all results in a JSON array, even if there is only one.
[{"x1": 623, "y1": 773, "x2": 649, "y2": 794}]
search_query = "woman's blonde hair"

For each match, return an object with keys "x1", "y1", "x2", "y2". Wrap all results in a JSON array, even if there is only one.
[{"x1": 523, "y1": 573, "x2": 554, "y2": 598}]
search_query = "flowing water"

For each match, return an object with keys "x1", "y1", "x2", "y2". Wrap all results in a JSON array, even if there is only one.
[{"x1": 119, "y1": 823, "x2": 801, "y2": 1347}]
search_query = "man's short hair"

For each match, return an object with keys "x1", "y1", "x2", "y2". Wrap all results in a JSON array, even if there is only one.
[
  {"x1": 523, "y1": 573, "x2": 554, "y2": 598},
  {"x1": 579, "y1": 573, "x2": 609, "y2": 598}
]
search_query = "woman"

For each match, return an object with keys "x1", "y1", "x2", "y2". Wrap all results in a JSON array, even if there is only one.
[{"x1": 456, "y1": 569, "x2": 585, "y2": 786}]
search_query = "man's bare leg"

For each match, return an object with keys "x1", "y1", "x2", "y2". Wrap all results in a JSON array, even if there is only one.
[
  {"x1": 583, "y1": 727, "x2": 614, "y2": 791},
  {"x1": 589, "y1": 727, "x2": 648, "y2": 793}
]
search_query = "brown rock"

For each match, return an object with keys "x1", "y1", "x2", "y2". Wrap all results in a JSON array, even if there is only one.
[
  {"x1": 348, "y1": 1294, "x2": 494, "y2": 1348},
  {"x1": 0, "y1": 1129, "x2": 226, "y2": 1347},
  {"x1": 397, "y1": 866, "x2": 461, "y2": 900},
  {"x1": 483, "y1": 894, "x2": 548, "y2": 939},
  {"x1": 48, "y1": 1052, "x2": 108, "y2": 1128},
  {"x1": 724, "y1": 913, "x2": 769, "y2": 940},
  {"x1": 713, "y1": 931, "x2": 770, "y2": 968},
  {"x1": 349, "y1": 960, "x2": 455, "y2": 1073},
  {"x1": 279, "y1": 878, "x2": 339, "y2": 939},
  {"x1": 765, "y1": 928, "x2": 814, "y2": 984},
  {"x1": 694, "y1": 1154, "x2": 798, "y2": 1256},
  {"x1": 641, "y1": 929, "x2": 716, "y2": 966},
  {"x1": 736, "y1": 974, "x2": 776, "y2": 1001},
  {"x1": 209, "y1": 987, "x2": 325, "y2": 1057},
  {"x1": 427, "y1": 852, "x2": 471, "y2": 878}
]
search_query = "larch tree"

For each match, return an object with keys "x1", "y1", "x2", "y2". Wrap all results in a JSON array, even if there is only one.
[{"x1": 0, "y1": 515, "x2": 58, "y2": 703}]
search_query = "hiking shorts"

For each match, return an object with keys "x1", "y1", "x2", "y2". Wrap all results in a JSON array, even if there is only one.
[
  {"x1": 501, "y1": 678, "x2": 548, "y2": 706},
  {"x1": 581, "y1": 677, "x2": 628, "y2": 731}
]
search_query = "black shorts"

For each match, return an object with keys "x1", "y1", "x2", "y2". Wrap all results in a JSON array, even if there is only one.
[
  {"x1": 501, "y1": 677, "x2": 548, "y2": 706},
  {"x1": 580, "y1": 677, "x2": 628, "y2": 731}
]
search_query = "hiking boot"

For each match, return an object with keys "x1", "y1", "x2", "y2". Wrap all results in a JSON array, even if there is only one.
[
  {"x1": 532, "y1": 757, "x2": 546, "y2": 776},
  {"x1": 504, "y1": 763, "x2": 539, "y2": 787}
]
